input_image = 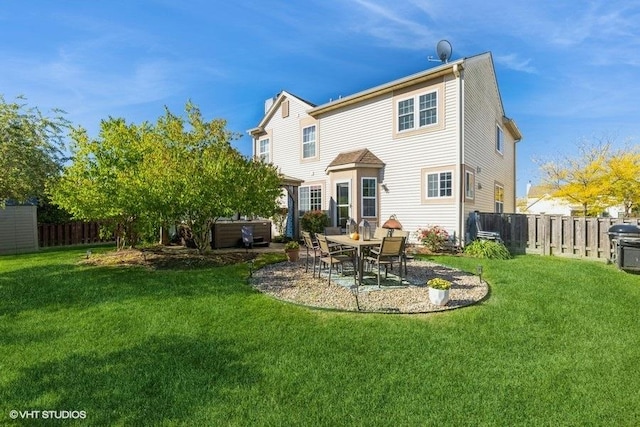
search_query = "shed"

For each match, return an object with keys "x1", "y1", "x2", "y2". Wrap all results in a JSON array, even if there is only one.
[{"x1": 0, "y1": 205, "x2": 38, "y2": 254}]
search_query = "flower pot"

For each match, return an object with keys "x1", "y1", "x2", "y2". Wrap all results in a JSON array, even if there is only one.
[
  {"x1": 428, "y1": 287, "x2": 450, "y2": 306},
  {"x1": 285, "y1": 249, "x2": 299, "y2": 262}
]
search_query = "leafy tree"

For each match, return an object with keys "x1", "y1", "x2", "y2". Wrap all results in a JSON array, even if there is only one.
[
  {"x1": 50, "y1": 121, "x2": 154, "y2": 249},
  {"x1": 606, "y1": 148, "x2": 640, "y2": 217},
  {"x1": 0, "y1": 96, "x2": 68, "y2": 205},
  {"x1": 50, "y1": 102, "x2": 283, "y2": 253},
  {"x1": 539, "y1": 141, "x2": 612, "y2": 216},
  {"x1": 147, "y1": 103, "x2": 281, "y2": 253}
]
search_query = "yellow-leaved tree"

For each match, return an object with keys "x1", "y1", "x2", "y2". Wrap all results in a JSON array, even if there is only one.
[
  {"x1": 606, "y1": 148, "x2": 640, "y2": 217},
  {"x1": 539, "y1": 141, "x2": 612, "y2": 217}
]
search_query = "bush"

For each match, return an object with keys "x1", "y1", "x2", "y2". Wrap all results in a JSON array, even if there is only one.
[
  {"x1": 464, "y1": 239, "x2": 511, "y2": 259},
  {"x1": 284, "y1": 241, "x2": 300, "y2": 250},
  {"x1": 300, "y1": 210, "x2": 330, "y2": 235},
  {"x1": 416, "y1": 225, "x2": 449, "y2": 252}
]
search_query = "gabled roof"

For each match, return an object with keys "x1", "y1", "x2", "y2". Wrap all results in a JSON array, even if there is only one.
[
  {"x1": 308, "y1": 57, "x2": 465, "y2": 117},
  {"x1": 326, "y1": 148, "x2": 384, "y2": 172},
  {"x1": 249, "y1": 52, "x2": 522, "y2": 142},
  {"x1": 527, "y1": 184, "x2": 554, "y2": 199},
  {"x1": 248, "y1": 91, "x2": 315, "y2": 137}
]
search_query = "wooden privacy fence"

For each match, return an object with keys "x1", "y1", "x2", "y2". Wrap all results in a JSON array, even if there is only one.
[
  {"x1": 38, "y1": 222, "x2": 115, "y2": 247},
  {"x1": 476, "y1": 213, "x2": 640, "y2": 261}
]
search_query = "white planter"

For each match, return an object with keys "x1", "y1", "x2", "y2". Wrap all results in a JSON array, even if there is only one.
[{"x1": 428, "y1": 287, "x2": 450, "y2": 306}]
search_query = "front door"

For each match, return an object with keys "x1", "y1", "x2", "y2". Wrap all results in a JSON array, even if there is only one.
[{"x1": 336, "y1": 182, "x2": 351, "y2": 229}]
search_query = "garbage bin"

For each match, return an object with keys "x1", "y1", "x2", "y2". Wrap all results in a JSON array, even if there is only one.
[{"x1": 607, "y1": 224, "x2": 640, "y2": 272}]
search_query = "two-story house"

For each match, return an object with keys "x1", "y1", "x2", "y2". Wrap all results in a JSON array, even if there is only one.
[{"x1": 249, "y1": 52, "x2": 522, "y2": 244}]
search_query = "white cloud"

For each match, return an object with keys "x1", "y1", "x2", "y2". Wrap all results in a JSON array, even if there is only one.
[{"x1": 494, "y1": 54, "x2": 536, "y2": 74}]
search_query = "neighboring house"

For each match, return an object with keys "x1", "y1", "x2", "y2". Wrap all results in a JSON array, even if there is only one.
[
  {"x1": 249, "y1": 52, "x2": 522, "y2": 244},
  {"x1": 520, "y1": 183, "x2": 624, "y2": 218}
]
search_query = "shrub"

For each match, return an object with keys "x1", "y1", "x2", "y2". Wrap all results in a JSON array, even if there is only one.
[
  {"x1": 416, "y1": 225, "x2": 449, "y2": 252},
  {"x1": 464, "y1": 239, "x2": 511, "y2": 259},
  {"x1": 300, "y1": 210, "x2": 330, "y2": 235},
  {"x1": 284, "y1": 241, "x2": 300, "y2": 250}
]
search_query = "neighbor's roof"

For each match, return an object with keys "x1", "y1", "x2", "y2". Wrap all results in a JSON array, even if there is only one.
[{"x1": 527, "y1": 184, "x2": 555, "y2": 198}]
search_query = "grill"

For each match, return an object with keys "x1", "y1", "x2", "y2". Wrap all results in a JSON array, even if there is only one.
[{"x1": 608, "y1": 224, "x2": 640, "y2": 272}]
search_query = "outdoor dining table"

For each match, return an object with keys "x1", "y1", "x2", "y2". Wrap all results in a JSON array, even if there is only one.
[{"x1": 325, "y1": 235, "x2": 382, "y2": 285}]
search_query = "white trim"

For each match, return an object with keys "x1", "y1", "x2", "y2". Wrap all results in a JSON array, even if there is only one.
[
  {"x1": 302, "y1": 124, "x2": 317, "y2": 159},
  {"x1": 335, "y1": 179, "x2": 351, "y2": 228},
  {"x1": 465, "y1": 170, "x2": 475, "y2": 200},
  {"x1": 496, "y1": 124, "x2": 504, "y2": 155},
  {"x1": 495, "y1": 183, "x2": 505, "y2": 213},
  {"x1": 361, "y1": 177, "x2": 377, "y2": 218},
  {"x1": 258, "y1": 137, "x2": 270, "y2": 163},
  {"x1": 425, "y1": 170, "x2": 454, "y2": 199},
  {"x1": 396, "y1": 89, "x2": 438, "y2": 133}
]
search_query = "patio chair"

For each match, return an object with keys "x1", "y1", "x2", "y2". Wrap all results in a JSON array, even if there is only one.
[
  {"x1": 473, "y1": 211, "x2": 502, "y2": 242},
  {"x1": 323, "y1": 226, "x2": 346, "y2": 250},
  {"x1": 323, "y1": 226, "x2": 342, "y2": 235},
  {"x1": 365, "y1": 236, "x2": 406, "y2": 288},
  {"x1": 316, "y1": 234, "x2": 357, "y2": 287},
  {"x1": 374, "y1": 226, "x2": 390, "y2": 239},
  {"x1": 301, "y1": 231, "x2": 320, "y2": 278},
  {"x1": 391, "y1": 229, "x2": 410, "y2": 275}
]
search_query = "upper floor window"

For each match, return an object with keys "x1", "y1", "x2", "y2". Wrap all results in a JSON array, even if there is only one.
[
  {"x1": 299, "y1": 184, "x2": 322, "y2": 212},
  {"x1": 419, "y1": 92, "x2": 437, "y2": 126},
  {"x1": 397, "y1": 90, "x2": 438, "y2": 132},
  {"x1": 495, "y1": 184, "x2": 504, "y2": 213},
  {"x1": 496, "y1": 125, "x2": 504, "y2": 154},
  {"x1": 258, "y1": 138, "x2": 270, "y2": 163},
  {"x1": 426, "y1": 171, "x2": 452, "y2": 198},
  {"x1": 302, "y1": 125, "x2": 316, "y2": 159},
  {"x1": 361, "y1": 178, "x2": 377, "y2": 217}
]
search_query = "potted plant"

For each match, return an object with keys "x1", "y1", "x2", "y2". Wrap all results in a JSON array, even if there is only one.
[
  {"x1": 427, "y1": 277, "x2": 451, "y2": 306},
  {"x1": 284, "y1": 240, "x2": 300, "y2": 262}
]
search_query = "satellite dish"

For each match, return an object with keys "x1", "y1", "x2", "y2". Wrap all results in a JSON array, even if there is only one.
[{"x1": 436, "y1": 40, "x2": 452, "y2": 63}]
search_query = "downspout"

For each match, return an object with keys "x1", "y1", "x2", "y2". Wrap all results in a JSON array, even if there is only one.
[{"x1": 454, "y1": 63, "x2": 465, "y2": 246}]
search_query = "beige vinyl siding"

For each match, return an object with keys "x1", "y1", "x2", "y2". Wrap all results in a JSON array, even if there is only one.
[
  {"x1": 462, "y1": 53, "x2": 516, "y2": 217},
  {"x1": 263, "y1": 96, "x2": 330, "y2": 209},
  {"x1": 0, "y1": 205, "x2": 38, "y2": 254},
  {"x1": 255, "y1": 54, "x2": 517, "y2": 242},
  {"x1": 317, "y1": 75, "x2": 461, "y2": 236}
]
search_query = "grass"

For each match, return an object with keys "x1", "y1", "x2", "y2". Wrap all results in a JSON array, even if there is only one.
[{"x1": 1, "y1": 247, "x2": 640, "y2": 425}]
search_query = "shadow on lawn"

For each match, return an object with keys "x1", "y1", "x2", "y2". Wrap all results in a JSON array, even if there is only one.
[
  {"x1": 0, "y1": 261, "x2": 255, "y2": 317},
  {"x1": 0, "y1": 335, "x2": 260, "y2": 425}
]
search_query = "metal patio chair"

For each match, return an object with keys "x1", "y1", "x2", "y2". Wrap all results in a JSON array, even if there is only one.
[
  {"x1": 365, "y1": 236, "x2": 406, "y2": 288},
  {"x1": 316, "y1": 234, "x2": 357, "y2": 287}
]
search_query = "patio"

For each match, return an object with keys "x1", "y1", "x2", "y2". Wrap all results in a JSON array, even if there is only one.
[{"x1": 250, "y1": 249, "x2": 488, "y2": 313}]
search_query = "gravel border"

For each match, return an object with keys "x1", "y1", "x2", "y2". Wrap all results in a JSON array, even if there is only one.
[{"x1": 250, "y1": 257, "x2": 489, "y2": 314}]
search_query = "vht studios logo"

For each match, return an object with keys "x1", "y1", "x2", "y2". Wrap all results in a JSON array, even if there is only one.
[{"x1": 9, "y1": 410, "x2": 87, "y2": 420}]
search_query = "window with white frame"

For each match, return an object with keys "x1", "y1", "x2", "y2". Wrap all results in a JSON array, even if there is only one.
[
  {"x1": 302, "y1": 125, "x2": 316, "y2": 159},
  {"x1": 299, "y1": 185, "x2": 322, "y2": 212},
  {"x1": 465, "y1": 170, "x2": 475, "y2": 199},
  {"x1": 496, "y1": 125, "x2": 504, "y2": 154},
  {"x1": 495, "y1": 184, "x2": 504, "y2": 213},
  {"x1": 361, "y1": 178, "x2": 377, "y2": 217},
  {"x1": 426, "y1": 171, "x2": 453, "y2": 198},
  {"x1": 397, "y1": 90, "x2": 437, "y2": 132},
  {"x1": 419, "y1": 92, "x2": 437, "y2": 126},
  {"x1": 258, "y1": 138, "x2": 269, "y2": 163}
]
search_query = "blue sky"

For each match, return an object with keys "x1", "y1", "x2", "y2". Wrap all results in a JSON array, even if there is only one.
[{"x1": 2, "y1": 1, "x2": 639, "y2": 196}]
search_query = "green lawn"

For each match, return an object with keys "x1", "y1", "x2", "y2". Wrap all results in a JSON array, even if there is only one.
[{"x1": 1, "y1": 247, "x2": 640, "y2": 426}]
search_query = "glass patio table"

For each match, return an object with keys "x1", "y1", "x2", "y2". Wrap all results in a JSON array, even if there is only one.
[{"x1": 325, "y1": 235, "x2": 382, "y2": 285}]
